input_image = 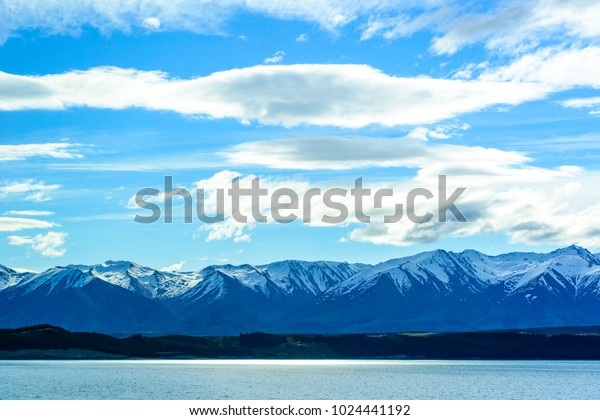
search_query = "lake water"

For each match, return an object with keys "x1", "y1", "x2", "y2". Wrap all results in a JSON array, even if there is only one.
[{"x1": 1, "y1": 360, "x2": 600, "y2": 400}]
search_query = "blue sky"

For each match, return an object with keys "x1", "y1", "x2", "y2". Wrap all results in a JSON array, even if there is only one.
[{"x1": 1, "y1": 0, "x2": 599, "y2": 271}]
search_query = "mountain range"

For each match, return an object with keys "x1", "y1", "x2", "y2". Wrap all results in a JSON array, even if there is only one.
[{"x1": 1, "y1": 245, "x2": 600, "y2": 335}]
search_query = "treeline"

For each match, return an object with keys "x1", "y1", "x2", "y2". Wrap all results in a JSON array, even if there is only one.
[{"x1": 2, "y1": 325, "x2": 600, "y2": 359}]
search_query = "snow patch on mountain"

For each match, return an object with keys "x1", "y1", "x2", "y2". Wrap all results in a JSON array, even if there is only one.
[{"x1": 0, "y1": 265, "x2": 31, "y2": 291}]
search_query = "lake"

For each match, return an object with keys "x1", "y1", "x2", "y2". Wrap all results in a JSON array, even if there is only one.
[{"x1": 1, "y1": 360, "x2": 600, "y2": 399}]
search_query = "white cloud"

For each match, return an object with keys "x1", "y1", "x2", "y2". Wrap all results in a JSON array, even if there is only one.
[
  {"x1": 355, "y1": 0, "x2": 600, "y2": 111},
  {"x1": 224, "y1": 135, "x2": 526, "y2": 170},
  {"x1": 12, "y1": 267, "x2": 37, "y2": 274},
  {"x1": 52, "y1": 151, "x2": 222, "y2": 171},
  {"x1": 4, "y1": 210, "x2": 55, "y2": 217},
  {"x1": 202, "y1": 217, "x2": 251, "y2": 243},
  {"x1": 1, "y1": 0, "x2": 598, "y2": 63},
  {"x1": 560, "y1": 96, "x2": 600, "y2": 115},
  {"x1": 346, "y1": 169, "x2": 598, "y2": 248},
  {"x1": 0, "y1": 143, "x2": 84, "y2": 161},
  {"x1": 562, "y1": 96, "x2": 600, "y2": 109},
  {"x1": 160, "y1": 261, "x2": 185, "y2": 272},
  {"x1": 430, "y1": 0, "x2": 600, "y2": 55},
  {"x1": 24, "y1": 192, "x2": 51, "y2": 203},
  {"x1": 191, "y1": 134, "x2": 600, "y2": 249},
  {"x1": 264, "y1": 50, "x2": 285, "y2": 64},
  {"x1": 198, "y1": 256, "x2": 230, "y2": 264},
  {"x1": 142, "y1": 17, "x2": 161, "y2": 30},
  {"x1": 481, "y1": 46, "x2": 600, "y2": 89},
  {"x1": 8, "y1": 231, "x2": 67, "y2": 257},
  {"x1": 0, "y1": 1, "x2": 440, "y2": 43},
  {"x1": 476, "y1": 45, "x2": 600, "y2": 114},
  {"x1": 296, "y1": 33, "x2": 309, "y2": 42},
  {"x1": 233, "y1": 234, "x2": 251, "y2": 243},
  {"x1": 0, "y1": 65, "x2": 548, "y2": 128},
  {"x1": 0, "y1": 180, "x2": 61, "y2": 202},
  {"x1": 192, "y1": 171, "x2": 254, "y2": 243},
  {"x1": 408, "y1": 123, "x2": 470, "y2": 141},
  {"x1": 0, "y1": 217, "x2": 57, "y2": 232},
  {"x1": 360, "y1": 4, "x2": 456, "y2": 42}
]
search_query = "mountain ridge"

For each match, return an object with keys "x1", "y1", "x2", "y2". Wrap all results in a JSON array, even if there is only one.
[{"x1": 2, "y1": 245, "x2": 600, "y2": 335}]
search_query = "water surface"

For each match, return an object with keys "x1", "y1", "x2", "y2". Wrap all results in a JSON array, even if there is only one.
[{"x1": 1, "y1": 360, "x2": 599, "y2": 399}]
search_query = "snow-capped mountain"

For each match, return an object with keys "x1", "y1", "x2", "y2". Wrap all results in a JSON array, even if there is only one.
[
  {"x1": 1, "y1": 246, "x2": 600, "y2": 335},
  {"x1": 0, "y1": 263, "x2": 180, "y2": 334},
  {"x1": 178, "y1": 260, "x2": 367, "y2": 305},
  {"x1": 172, "y1": 261, "x2": 368, "y2": 334},
  {"x1": 86, "y1": 260, "x2": 202, "y2": 299},
  {"x1": 329, "y1": 250, "x2": 488, "y2": 297},
  {"x1": 0, "y1": 264, "x2": 32, "y2": 291},
  {"x1": 306, "y1": 245, "x2": 600, "y2": 332},
  {"x1": 9, "y1": 260, "x2": 202, "y2": 299}
]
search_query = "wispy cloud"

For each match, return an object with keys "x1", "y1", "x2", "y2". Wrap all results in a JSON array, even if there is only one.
[
  {"x1": 160, "y1": 261, "x2": 185, "y2": 272},
  {"x1": 0, "y1": 217, "x2": 57, "y2": 232},
  {"x1": 223, "y1": 135, "x2": 527, "y2": 170},
  {"x1": 481, "y1": 45, "x2": 600, "y2": 89},
  {"x1": 8, "y1": 231, "x2": 67, "y2": 257},
  {"x1": 264, "y1": 50, "x2": 285, "y2": 64},
  {"x1": 142, "y1": 17, "x2": 161, "y2": 31},
  {"x1": 1, "y1": 1, "x2": 598, "y2": 61},
  {"x1": 0, "y1": 143, "x2": 84, "y2": 161},
  {"x1": 51, "y1": 151, "x2": 224, "y2": 171},
  {"x1": 0, "y1": 1, "x2": 440, "y2": 43},
  {"x1": 561, "y1": 96, "x2": 600, "y2": 115},
  {"x1": 4, "y1": 210, "x2": 55, "y2": 217},
  {"x1": 429, "y1": 0, "x2": 600, "y2": 55},
  {"x1": 62, "y1": 213, "x2": 135, "y2": 222},
  {"x1": 0, "y1": 180, "x2": 61, "y2": 202}
]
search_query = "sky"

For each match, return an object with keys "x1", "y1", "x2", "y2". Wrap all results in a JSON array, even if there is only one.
[{"x1": 1, "y1": 0, "x2": 599, "y2": 272}]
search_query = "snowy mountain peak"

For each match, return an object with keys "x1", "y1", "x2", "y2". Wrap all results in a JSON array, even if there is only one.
[
  {"x1": 15, "y1": 266, "x2": 96, "y2": 295},
  {"x1": 88, "y1": 261, "x2": 202, "y2": 299},
  {"x1": 331, "y1": 248, "x2": 484, "y2": 298},
  {"x1": 550, "y1": 245, "x2": 598, "y2": 262},
  {"x1": 179, "y1": 260, "x2": 368, "y2": 305},
  {"x1": 0, "y1": 264, "x2": 14, "y2": 275},
  {"x1": 0, "y1": 264, "x2": 28, "y2": 291},
  {"x1": 259, "y1": 260, "x2": 368, "y2": 295},
  {"x1": 93, "y1": 260, "x2": 155, "y2": 278}
]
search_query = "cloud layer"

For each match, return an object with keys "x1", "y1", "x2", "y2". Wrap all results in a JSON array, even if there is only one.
[
  {"x1": 224, "y1": 136, "x2": 528, "y2": 170},
  {"x1": 0, "y1": 65, "x2": 547, "y2": 127},
  {"x1": 3, "y1": 0, "x2": 597, "y2": 58},
  {"x1": 0, "y1": 0, "x2": 442, "y2": 43},
  {"x1": 150, "y1": 134, "x2": 600, "y2": 249}
]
